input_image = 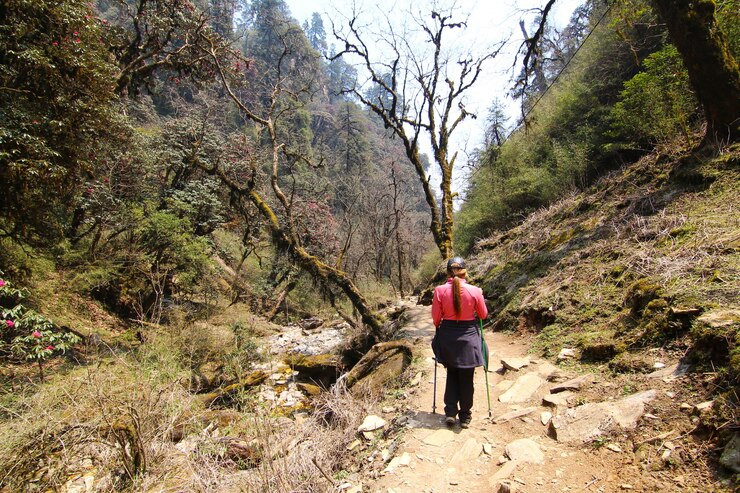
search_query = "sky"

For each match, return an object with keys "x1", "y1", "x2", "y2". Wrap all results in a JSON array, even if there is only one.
[{"x1": 283, "y1": 0, "x2": 585, "y2": 192}]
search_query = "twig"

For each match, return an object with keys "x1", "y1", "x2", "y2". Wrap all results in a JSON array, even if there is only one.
[
  {"x1": 582, "y1": 476, "x2": 600, "y2": 490},
  {"x1": 311, "y1": 457, "x2": 337, "y2": 488}
]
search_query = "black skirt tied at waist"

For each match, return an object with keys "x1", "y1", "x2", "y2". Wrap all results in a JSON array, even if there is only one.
[{"x1": 432, "y1": 319, "x2": 483, "y2": 369}]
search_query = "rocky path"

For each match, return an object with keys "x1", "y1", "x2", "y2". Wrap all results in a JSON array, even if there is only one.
[{"x1": 364, "y1": 304, "x2": 668, "y2": 493}]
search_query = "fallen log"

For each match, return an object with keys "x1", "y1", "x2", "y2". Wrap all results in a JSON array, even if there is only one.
[
  {"x1": 344, "y1": 341, "x2": 413, "y2": 394},
  {"x1": 199, "y1": 370, "x2": 268, "y2": 407}
]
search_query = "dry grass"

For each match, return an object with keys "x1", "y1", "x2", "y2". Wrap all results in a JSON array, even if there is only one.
[
  {"x1": 0, "y1": 354, "x2": 195, "y2": 491},
  {"x1": 1, "y1": 327, "x2": 375, "y2": 493}
]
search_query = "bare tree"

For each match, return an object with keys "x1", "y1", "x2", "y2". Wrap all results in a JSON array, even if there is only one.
[{"x1": 331, "y1": 7, "x2": 504, "y2": 259}]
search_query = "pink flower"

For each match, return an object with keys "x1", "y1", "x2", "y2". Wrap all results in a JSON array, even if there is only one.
[
  {"x1": 33, "y1": 330, "x2": 41, "y2": 338},
  {"x1": 5, "y1": 320, "x2": 14, "y2": 328},
  {"x1": 0, "y1": 279, "x2": 5, "y2": 287},
  {"x1": 46, "y1": 345, "x2": 54, "y2": 351},
  {"x1": 52, "y1": 41, "x2": 59, "y2": 46},
  {"x1": 73, "y1": 31, "x2": 78, "y2": 36},
  {"x1": 74, "y1": 38, "x2": 81, "y2": 43}
]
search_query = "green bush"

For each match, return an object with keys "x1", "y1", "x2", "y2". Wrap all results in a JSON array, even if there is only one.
[
  {"x1": 611, "y1": 44, "x2": 700, "y2": 146},
  {"x1": 0, "y1": 0, "x2": 119, "y2": 241}
]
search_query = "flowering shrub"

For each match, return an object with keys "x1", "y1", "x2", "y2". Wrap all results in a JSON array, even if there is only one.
[{"x1": 0, "y1": 273, "x2": 80, "y2": 381}]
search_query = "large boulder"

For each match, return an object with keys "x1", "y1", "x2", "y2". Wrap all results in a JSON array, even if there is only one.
[
  {"x1": 548, "y1": 390, "x2": 657, "y2": 443},
  {"x1": 720, "y1": 433, "x2": 740, "y2": 474},
  {"x1": 504, "y1": 438, "x2": 544, "y2": 464},
  {"x1": 498, "y1": 373, "x2": 544, "y2": 403}
]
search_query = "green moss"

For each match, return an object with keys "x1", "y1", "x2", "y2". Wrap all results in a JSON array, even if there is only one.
[
  {"x1": 645, "y1": 298, "x2": 669, "y2": 312},
  {"x1": 547, "y1": 227, "x2": 579, "y2": 249},
  {"x1": 657, "y1": 223, "x2": 697, "y2": 247},
  {"x1": 607, "y1": 264, "x2": 632, "y2": 287},
  {"x1": 688, "y1": 313, "x2": 740, "y2": 371},
  {"x1": 579, "y1": 337, "x2": 625, "y2": 362},
  {"x1": 625, "y1": 278, "x2": 665, "y2": 315},
  {"x1": 609, "y1": 352, "x2": 654, "y2": 373},
  {"x1": 533, "y1": 322, "x2": 572, "y2": 357}
]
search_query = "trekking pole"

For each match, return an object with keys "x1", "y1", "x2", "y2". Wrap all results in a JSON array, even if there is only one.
[
  {"x1": 432, "y1": 357, "x2": 438, "y2": 414},
  {"x1": 481, "y1": 319, "x2": 492, "y2": 419}
]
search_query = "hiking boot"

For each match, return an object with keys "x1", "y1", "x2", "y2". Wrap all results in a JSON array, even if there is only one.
[
  {"x1": 460, "y1": 417, "x2": 471, "y2": 429},
  {"x1": 445, "y1": 416, "x2": 456, "y2": 427}
]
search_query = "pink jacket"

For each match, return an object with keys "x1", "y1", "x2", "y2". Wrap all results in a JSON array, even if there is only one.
[{"x1": 432, "y1": 278, "x2": 488, "y2": 327}]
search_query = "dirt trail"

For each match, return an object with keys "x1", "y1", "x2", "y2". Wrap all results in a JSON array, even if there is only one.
[{"x1": 365, "y1": 304, "x2": 638, "y2": 493}]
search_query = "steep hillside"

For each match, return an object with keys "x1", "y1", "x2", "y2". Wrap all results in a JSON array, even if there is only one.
[{"x1": 467, "y1": 145, "x2": 739, "y2": 474}]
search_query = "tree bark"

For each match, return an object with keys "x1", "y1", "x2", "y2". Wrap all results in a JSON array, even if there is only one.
[
  {"x1": 343, "y1": 340, "x2": 412, "y2": 388},
  {"x1": 651, "y1": 0, "x2": 740, "y2": 144}
]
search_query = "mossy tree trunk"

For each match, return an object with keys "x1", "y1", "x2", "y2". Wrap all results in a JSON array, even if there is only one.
[{"x1": 651, "y1": 0, "x2": 740, "y2": 144}]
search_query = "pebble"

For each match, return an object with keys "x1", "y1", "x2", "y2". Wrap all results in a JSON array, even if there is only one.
[
  {"x1": 620, "y1": 485, "x2": 633, "y2": 490},
  {"x1": 358, "y1": 415, "x2": 387, "y2": 432},
  {"x1": 557, "y1": 348, "x2": 576, "y2": 361},
  {"x1": 694, "y1": 400, "x2": 714, "y2": 414},
  {"x1": 347, "y1": 439, "x2": 361, "y2": 451},
  {"x1": 410, "y1": 371, "x2": 423, "y2": 386},
  {"x1": 606, "y1": 444, "x2": 623, "y2": 453}
]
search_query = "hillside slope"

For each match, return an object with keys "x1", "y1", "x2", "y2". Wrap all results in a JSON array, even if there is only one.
[{"x1": 466, "y1": 145, "x2": 739, "y2": 476}]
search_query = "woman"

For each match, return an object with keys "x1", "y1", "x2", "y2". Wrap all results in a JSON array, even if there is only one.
[{"x1": 432, "y1": 257, "x2": 488, "y2": 428}]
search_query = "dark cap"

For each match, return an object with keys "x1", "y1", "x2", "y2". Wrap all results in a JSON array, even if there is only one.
[{"x1": 446, "y1": 257, "x2": 466, "y2": 270}]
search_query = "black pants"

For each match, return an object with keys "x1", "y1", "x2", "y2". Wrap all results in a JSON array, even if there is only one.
[{"x1": 444, "y1": 367, "x2": 475, "y2": 420}]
